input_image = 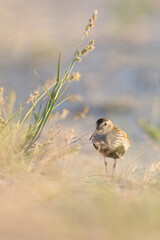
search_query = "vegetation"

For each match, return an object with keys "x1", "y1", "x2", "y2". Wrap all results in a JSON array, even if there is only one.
[
  {"x1": 0, "y1": 11, "x2": 97, "y2": 159},
  {"x1": 0, "y1": 9, "x2": 160, "y2": 240}
]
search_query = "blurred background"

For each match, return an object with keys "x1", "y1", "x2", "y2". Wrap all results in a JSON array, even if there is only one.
[
  {"x1": 1, "y1": 0, "x2": 160, "y2": 167},
  {"x1": 1, "y1": 1, "x2": 160, "y2": 240}
]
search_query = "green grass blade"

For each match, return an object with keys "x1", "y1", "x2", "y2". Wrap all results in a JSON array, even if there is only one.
[
  {"x1": 56, "y1": 53, "x2": 61, "y2": 83},
  {"x1": 37, "y1": 102, "x2": 43, "y2": 119},
  {"x1": 32, "y1": 65, "x2": 52, "y2": 100},
  {"x1": 32, "y1": 100, "x2": 38, "y2": 123}
]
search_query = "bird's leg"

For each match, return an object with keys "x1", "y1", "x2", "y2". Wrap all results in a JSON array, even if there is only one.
[
  {"x1": 104, "y1": 158, "x2": 107, "y2": 176},
  {"x1": 120, "y1": 157, "x2": 125, "y2": 177},
  {"x1": 112, "y1": 159, "x2": 116, "y2": 178},
  {"x1": 117, "y1": 152, "x2": 125, "y2": 177},
  {"x1": 97, "y1": 145, "x2": 100, "y2": 153}
]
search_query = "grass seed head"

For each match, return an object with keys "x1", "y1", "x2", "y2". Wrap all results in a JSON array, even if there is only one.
[
  {"x1": 89, "y1": 23, "x2": 94, "y2": 28},
  {"x1": 61, "y1": 109, "x2": 70, "y2": 119},
  {"x1": 89, "y1": 18, "x2": 94, "y2": 24},
  {"x1": 81, "y1": 42, "x2": 95, "y2": 56},
  {"x1": 0, "y1": 87, "x2": 5, "y2": 105},
  {"x1": 73, "y1": 72, "x2": 80, "y2": 81},
  {"x1": 68, "y1": 94, "x2": 83, "y2": 102},
  {"x1": 76, "y1": 57, "x2": 82, "y2": 62},
  {"x1": 85, "y1": 25, "x2": 90, "y2": 32},
  {"x1": 25, "y1": 88, "x2": 39, "y2": 104},
  {"x1": 83, "y1": 10, "x2": 98, "y2": 40},
  {"x1": 67, "y1": 72, "x2": 80, "y2": 82},
  {"x1": 0, "y1": 87, "x2": 4, "y2": 95},
  {"x1": 90, "y1": 40, "x2": 94, "y2": 45},
  {"x1": 93, "y1": 10, "x2": 98, "y2": 20},
  {"x1": 33, "y1": 89, "x2": 39, "y2": 97},
  {"x1": 74, "y1": 106, "x2": 89, "y2": 119},
  {"x1": 77, "y1": 51, "x2": 82, "y2": 56},
  {"x1": 0, "y1": 117, "x2": 6, "y2": 125},
  {"x1": 81, "y1": 48, "x2": 89, "y2": 55},
  {"x1": 25, "y1": 94, "x2": 34, "y2": 104},
  {"x1": 89, "y1": 45, "x2": 95, "y2": 50}
]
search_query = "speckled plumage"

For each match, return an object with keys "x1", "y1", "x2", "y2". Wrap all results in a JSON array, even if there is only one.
[{"x1": 90, "y1": 118, "x2": 130, "y2": 176}]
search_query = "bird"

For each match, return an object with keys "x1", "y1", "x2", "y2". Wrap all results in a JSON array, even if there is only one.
[{"x1": 89, "y1": 118, "x2": 130, "y2": 177}]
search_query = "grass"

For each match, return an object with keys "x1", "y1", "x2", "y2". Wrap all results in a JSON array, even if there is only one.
[
  {"x1": 140, "y1": 93, "x2": 160, "y2": 145},
  {"x1": 0, "y1": 11, "x2": 97, "y2": 153},
  {"x1": 110, "y1": 0, "x2": 155, "y2": 24},
  {"x1": 0, "y1": 9, "x2": 160, "y2": 240},
  {"x1": 1, "y1": 164, "x2": 160, "y2": 240}
]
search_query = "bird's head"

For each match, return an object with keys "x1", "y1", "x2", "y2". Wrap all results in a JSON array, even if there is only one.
[{"x1": 89, "y1": 118, "x2": 113, "y2": 140}]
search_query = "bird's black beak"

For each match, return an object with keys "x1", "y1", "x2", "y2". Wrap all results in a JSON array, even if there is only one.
[{"x1": 89, "y1": 129, "x2": 98, "y2": 141}]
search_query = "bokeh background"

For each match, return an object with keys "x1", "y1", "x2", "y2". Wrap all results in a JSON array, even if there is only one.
[{"x1": 1, "y1": 1, "x2": 160, "y2": 240}]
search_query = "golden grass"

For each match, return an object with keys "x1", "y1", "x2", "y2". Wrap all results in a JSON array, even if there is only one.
[
  {"x1": 0, "y1": 117, "x2": 160, "y2": 240},
  {"x1": 0, "y1": 9, "x2": 160, "y2": 240},
  {"x1": 0, "y1": 151, "x2": 160, "y2": 240}
]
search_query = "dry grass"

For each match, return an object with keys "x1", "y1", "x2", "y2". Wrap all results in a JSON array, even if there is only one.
[
  {"x1": 0, "y1": 118, "x2": 160, "y2": 240},
  {"x1": 0, "y1": 8, "x2": 160, "y2": 240}
]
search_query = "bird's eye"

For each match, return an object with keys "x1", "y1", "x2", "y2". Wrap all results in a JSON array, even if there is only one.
[{"x1": 104, "y1": 123, "x2": 107, "y2": 126}]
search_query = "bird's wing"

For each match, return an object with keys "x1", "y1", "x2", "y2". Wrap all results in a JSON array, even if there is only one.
[{"x1": 108, "y1": 126, "x2": 129, "y2": 149}]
